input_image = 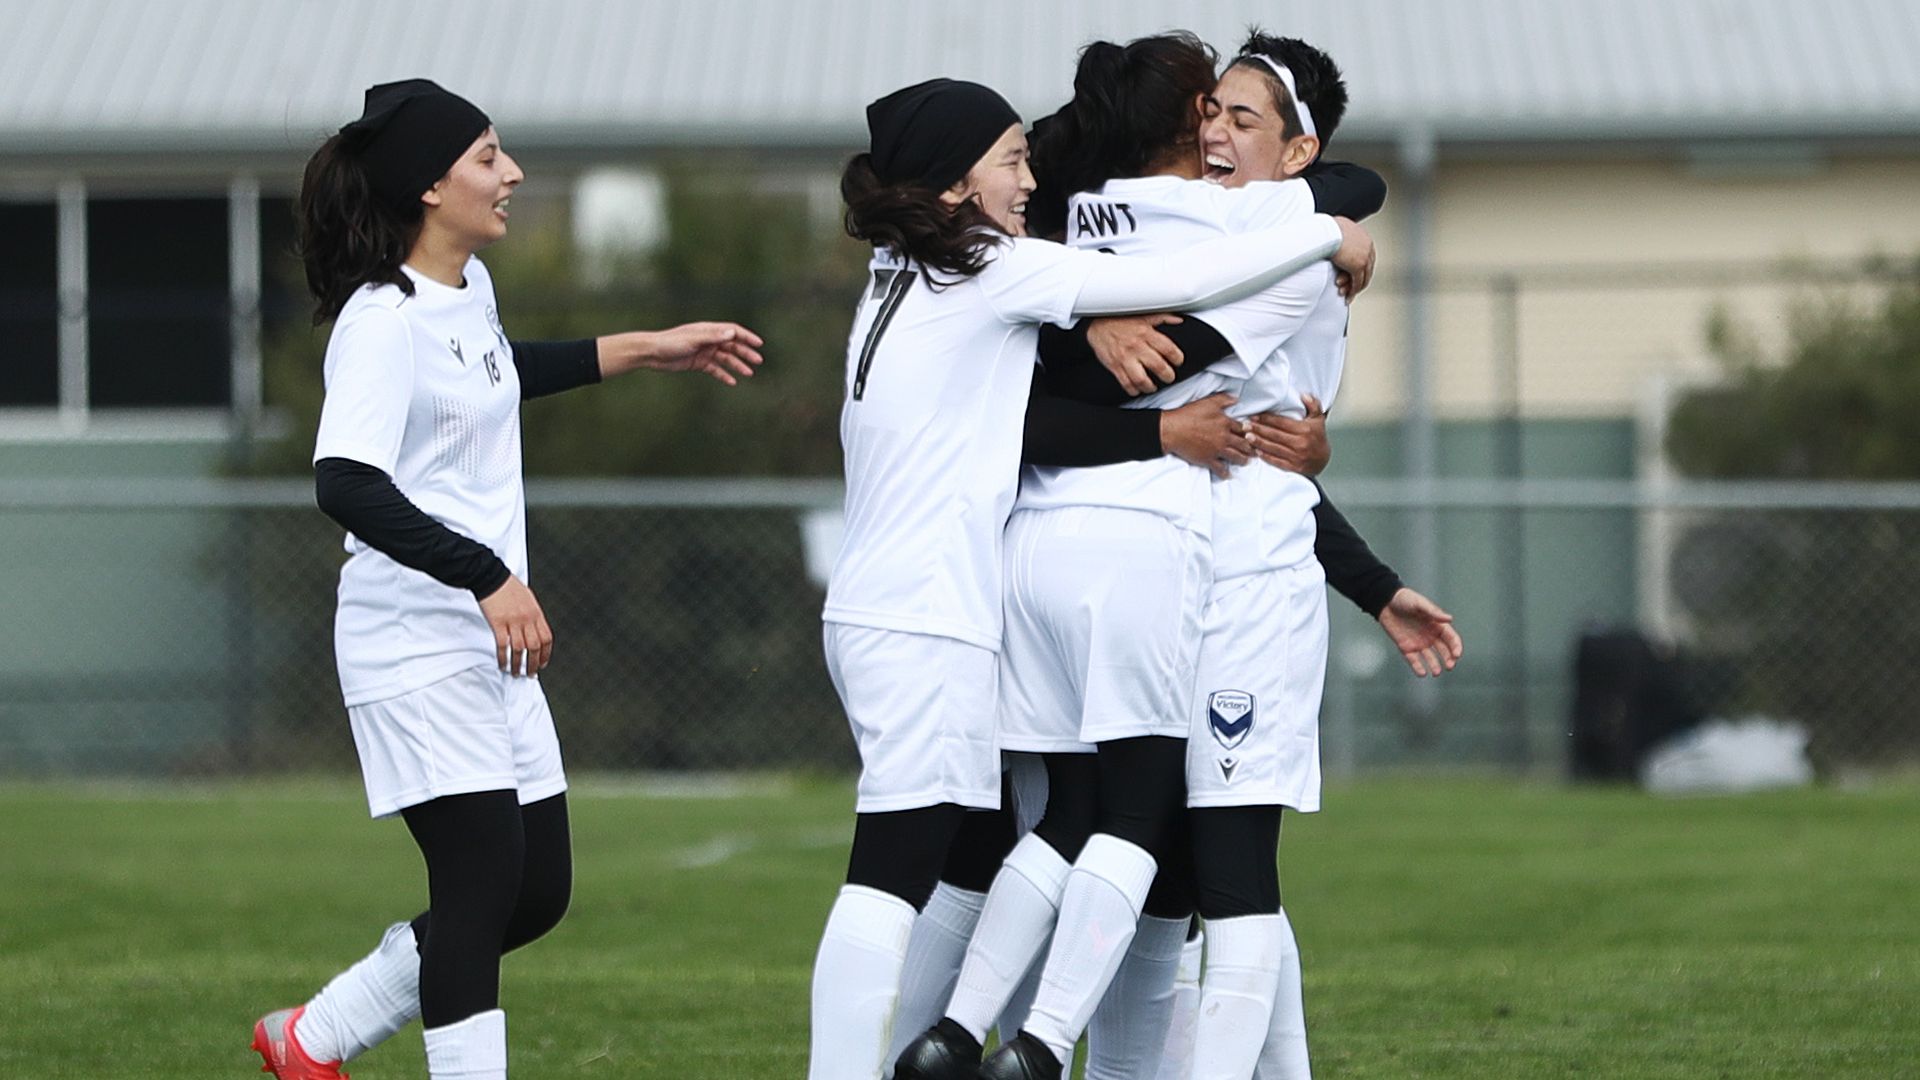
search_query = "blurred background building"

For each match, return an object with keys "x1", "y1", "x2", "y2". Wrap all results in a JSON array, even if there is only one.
[{"x1": 3, "y1": 0, "x2": 1918, "y2": 779}]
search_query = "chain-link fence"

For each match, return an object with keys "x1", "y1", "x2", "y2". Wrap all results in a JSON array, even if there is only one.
[{"x1": 3, "y1": 476, "x2": 1916, "y2": 779}]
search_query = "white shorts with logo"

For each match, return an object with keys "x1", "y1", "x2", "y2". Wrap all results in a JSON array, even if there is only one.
[
  {"x1": 348, "y1": 664, "x2": 568, "y2": 819},
  {"x1": 997, "y1": 506, "x2": 1211, "y2": 754},
  {"x1": 1186, "y1": 561, "x2": 1329, "y2": 811},
  {"x1": 824, "y1": 623, "x2": 1001, "y2": 813}
]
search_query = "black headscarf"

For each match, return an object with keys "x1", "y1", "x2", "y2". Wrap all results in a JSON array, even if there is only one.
[
  {"x1": 866, "y1": 78, "x2": 1021, "y2": 192},
  {"x1": 341, "y1": 80, "x2": 492, "y2": 212}
]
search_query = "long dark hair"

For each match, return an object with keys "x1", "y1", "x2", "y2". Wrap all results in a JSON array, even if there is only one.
[
  {"x1": 298, "y1": 131, "x2": 424, "y2": 325},
  {"x1": 840, "y1": 152, "x2": 1001, "y2": 283},
  {"x1": 1027, "y1": 32, "x2": 1220, "y2": 237}
]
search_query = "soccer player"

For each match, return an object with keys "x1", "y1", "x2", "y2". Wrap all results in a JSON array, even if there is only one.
[
  {"x1": 811, "y1": 76, "x2": 1375, "y2": 1080},
  {"x1": 1178, "y1": 34, "x2": 1442, "y2": 1079},
  {"x1": 249, "y1": 80, "x2": 763, "y2": 1080},
  {"x1": 891, "y1": 34, "x2": 1391, "y2": 1080},
  {"x1": 897, "y1": 32, "x2": 1461, "y2": 1080}
]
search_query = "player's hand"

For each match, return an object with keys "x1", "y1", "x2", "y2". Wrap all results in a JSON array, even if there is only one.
[
  {"x1": 1376, "y1": 587, "x2": 1462, "y2": 677},
  {"x1": 1331, "y1": 217, "x2": 1375, "y2": 298},
  {"x1": 1088, "y1": 314, "x2": 1184, "y2": 396},
  {"x1": 608, "y1": 322, "x2": 765, "y2": 385},
  {"x1": 478, "y1": 575, "x2": 553, "y2": 677},
  {"x1": 1160, "y1": 393, "x2": 1253, "y2": 479},
  {"x1": 1249, "y1": 393, "x2": 1330, "y2": 475}
]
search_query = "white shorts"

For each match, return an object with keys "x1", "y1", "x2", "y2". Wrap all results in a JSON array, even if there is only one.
[
  {"x1": 348, "y1": 664, "x2": 568, "y2": 819},
  {"x1": 997, "y1": 507, "x2": 1211, "y2": 754},
  {"x1": 824, "y1": 623, "x2": 1001, "y2": 813},
  {"x1": 1185, "y1": 561, "x2": 1329, "y2": 811}
]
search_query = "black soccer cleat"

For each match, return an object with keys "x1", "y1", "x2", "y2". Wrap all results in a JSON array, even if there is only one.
[
  {"x1": 974, "y1": 1032, "x2": 1062, "y2": 1080},
  {"x1": 892, "y1": 1018, "x2": 983, "y2": 1080}
]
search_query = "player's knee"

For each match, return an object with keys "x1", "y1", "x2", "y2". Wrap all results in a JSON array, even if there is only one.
[
  {"x1": 505, "y1": 874, "x2": 571, "y2": 951},
  {"x1": 846, "y1": 804, "x2": 966, "y2": 910}
]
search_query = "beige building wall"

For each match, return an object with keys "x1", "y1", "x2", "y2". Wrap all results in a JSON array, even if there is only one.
[{"x1": 1337, "y1": 155, "x2": 1920, "y2": 423}]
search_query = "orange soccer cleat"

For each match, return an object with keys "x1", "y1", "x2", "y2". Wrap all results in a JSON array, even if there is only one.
[{"x1": 251, "y1": 1006, "x2": 349, "y2": 1079}]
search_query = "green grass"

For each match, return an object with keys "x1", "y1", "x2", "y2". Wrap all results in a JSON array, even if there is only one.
[{"x1": 2, "y1": 776, "x2": 1916, "y2": 1078}]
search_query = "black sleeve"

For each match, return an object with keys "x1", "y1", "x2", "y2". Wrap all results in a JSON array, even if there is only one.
[
  {"x1": 508, "y1": 338, "x2": 601, "y2": 400},
  {"x1": 314, "y1": 457, "x2": 513, "y2": 599},
  {"x1": 1040, "y1": 316, "x2": 1237, "y2": 407},
  {"x1": 1302, "y1": 160, "x2": 1388, "y2": 221},
  {"x1": 1312, "y1": 480, "x2": 1404, "y2": 617},
  {"x1": 1021, "y1": 370, "x2": 1164, "y2": 466}
]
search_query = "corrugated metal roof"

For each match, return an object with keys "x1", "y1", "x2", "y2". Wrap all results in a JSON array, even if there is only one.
[{"x1": 3, "y1": 0, "x2": 1918, "y2": 155}]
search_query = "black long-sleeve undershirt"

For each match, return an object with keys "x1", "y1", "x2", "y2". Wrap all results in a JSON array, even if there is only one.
[
  {"x1": 314, "y1": 458, "x2": 512, "y2": 598},
  {"x1": 1302, "y1": 160, "x2": 1389, "y2": 221},
  {"x1": 1311, "y1": 482, "x2": 1405, "y2": 617},
  {"x1": 508, "y1": 338, "x2": 600, "y2": 400}
]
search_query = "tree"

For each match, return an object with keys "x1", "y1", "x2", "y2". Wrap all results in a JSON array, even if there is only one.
[{"x1": 1664, "y1": 267, "x2": 1920, "y2": 765}]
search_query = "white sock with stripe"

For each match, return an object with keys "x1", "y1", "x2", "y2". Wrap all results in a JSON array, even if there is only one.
[
  {"x1": 1191, "y1": 914, "x2": 1288, "y2": 1080},
  {"x1": 1083, "y1": 912, "x2": 1189, "y2": 1080},
  {"x1": 946, "y1": 834, "x2": 1072, "y2": 1042},
  {"x1": 885, "y1": 882, "x2": 986, "y2": 1074},
  {"x1": 423, "y1": 1008, "x2": 506, "y2": 1080},
  {"x1": 1021, "y1": 834, "x2": 1159, "y2": 1066},
  {"x1": 1155, "y1": 926, "x2": 1204, "y2": 1080},
  {"x1": 294, "y1": 920, "x2": 421, "y2": 1062},
  {"x1": 808, "y1": 884, "x2": 917, "y2": 1080},
  {"x1": 1253, "y1": 907, "x2": 1311, "y2": 1080}
]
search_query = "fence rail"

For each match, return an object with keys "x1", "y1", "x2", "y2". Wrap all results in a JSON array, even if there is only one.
[{"x1": 2, "y1": 478, "x2": 1913, "y2": 779}]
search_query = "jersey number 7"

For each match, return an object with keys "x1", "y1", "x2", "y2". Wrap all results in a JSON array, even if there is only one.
[{"x1": 852, "y1": 268, "x2": 917, "y2": 401}]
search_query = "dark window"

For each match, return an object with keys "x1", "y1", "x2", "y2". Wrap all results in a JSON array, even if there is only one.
[
  {"x1": 259, "y1": 196, "x2": 306, "y2": 335},
  {"x1": 0, "y1": 202, "x2": 59, "y2": 406},
  {"x1": 87, "y1": 197, "x2": 229, "y2": 408}
]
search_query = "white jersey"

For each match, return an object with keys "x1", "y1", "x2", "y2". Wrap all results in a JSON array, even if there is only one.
[
  {"x1": 822, "y1": 238, "x2": 1095, "y2": 651},
  {"x1": 1210, "y1": 233, "x2": 1350, "y2": 581},
  {"x1": 313, "y1": 258, "x2": 527, "y2": 706},
  {"x1": 1014, "y1": 175, "x2": 1323, "y2": 533}
]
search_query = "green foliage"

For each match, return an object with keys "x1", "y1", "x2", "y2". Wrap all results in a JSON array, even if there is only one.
[
  {"x1": 1667, "y1": 271, "x2": 1920, "y2": 479},
  {"x1": 4, "y1": 779, "x2": 1918, "y2": 1077},
  {"x1": 1663, "y1": 268, "x2": 1920, "y2": 764},
  {"x1": 251, "y1": 162, "x2": 868, "y2": 478}
]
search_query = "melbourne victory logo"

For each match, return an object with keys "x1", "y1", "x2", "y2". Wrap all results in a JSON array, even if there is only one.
[{"x1": 1207, "y1": 690, "x2": 1255, "y2": 750}]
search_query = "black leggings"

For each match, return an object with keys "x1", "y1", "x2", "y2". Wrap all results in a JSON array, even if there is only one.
[
  {"x1": 1092, "y1": 735, "x2": 1187, "y2": 857},
  {"x1": 401, "y1": 791, "x2": 572, "y2": 1028},
  {"x1": 938, "y1": 773, "x2": 1023, "y2": 893},
  {"x1": 845, "y1": 803, "x2": 967, "y2": 911},
  {"x1": 1189, "y1": 804, "x2": 1283, "y2": 920}
]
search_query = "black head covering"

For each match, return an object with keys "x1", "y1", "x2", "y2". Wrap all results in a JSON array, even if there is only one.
[
  {"x1": 341, "y1": 79, "x2": 492, "y2": 213},
  {"x1": 866, "y1": 78, "x2": 1021, "y2": 192}
]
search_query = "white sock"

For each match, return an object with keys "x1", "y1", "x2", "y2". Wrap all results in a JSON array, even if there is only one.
[
  {"x1": 1083, "y1": 913, "x2": 1189, "y2": 1080},
  {"x1": 885, "y1": 883, "x2": 986, "y2": 1075},
  {"x1": 946, "y1": 834, "x2": 1072, "y2": 1042},
  {"x1": 1253, "y1": 908, "x2": 1311, "y2": 1080},
  {"x1": 993, "y1": 929, "x2": 1047, "y2": 1045},
  {"x1": 1022, "y1": 834, "x2": 1159, "y2": 1066},
  {"x1": 423, "y1": 1008, "x2": 506, "y2": 1080},
  {"x1": 294, "y1": 921, "x2": 421, "y2": 1062},
  {"x1": 1191, "y1": 914, "x2": 1288, "y2": 1080},
  {"x1": 1155, "y1": 928, "x2": 1204, "y2": 1080},
  {"x1": 808, "y1": 884, "x2": 917, "y2": 1080}
]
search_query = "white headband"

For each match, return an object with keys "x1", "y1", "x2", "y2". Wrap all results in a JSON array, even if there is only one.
[{"x1": 1241, "y1": 53, "x2": 1317, "y2": 141}]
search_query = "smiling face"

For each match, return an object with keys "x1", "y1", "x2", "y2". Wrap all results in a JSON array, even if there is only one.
[
  {"x1": 420, "y1": 127, "x2": 523, "y2": 249},
  {"x1": 940, "y1": 123, "x2": 1037, "y2": 236},
  {"x1": 1199, "y1": 64, "x2": 1321, "y2": 187}
]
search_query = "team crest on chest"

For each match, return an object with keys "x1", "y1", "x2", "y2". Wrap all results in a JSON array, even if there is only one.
[{"x1": 1207, "y1": 690, "x2": 1255, "y2": 750}]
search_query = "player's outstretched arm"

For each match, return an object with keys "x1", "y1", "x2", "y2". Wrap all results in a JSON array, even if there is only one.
[
  {"x1": 596, "y1": 322, "x2": 765, "y2": 385},
  {"x1": 1377, "y1": 587, "x2": 1464, "y2": 678}
]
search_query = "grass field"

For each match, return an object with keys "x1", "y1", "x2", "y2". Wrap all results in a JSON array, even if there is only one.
[{"x1": 2, "y1": 775, "x2": 1916, "y2": 1079}]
